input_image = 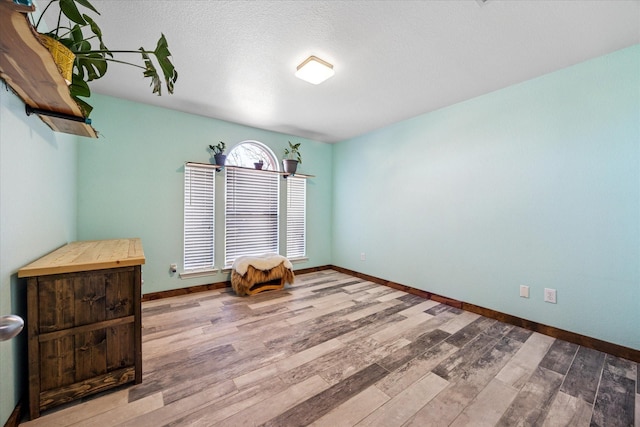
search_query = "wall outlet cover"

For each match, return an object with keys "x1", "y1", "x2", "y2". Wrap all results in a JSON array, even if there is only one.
[
  {"x1": 544, "y1": 288, "x2": 557, "y2": 304},
  {"x1": 519, "y1": 285, "x2": 530, "y2": 298}
]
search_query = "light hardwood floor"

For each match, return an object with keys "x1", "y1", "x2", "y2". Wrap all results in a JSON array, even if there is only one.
[{"x1": 21, "y1": 270, "x2": 639, "y2": 426}]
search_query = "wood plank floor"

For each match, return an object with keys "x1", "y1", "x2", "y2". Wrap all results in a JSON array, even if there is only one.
[{"x1": 21, "y1": 270, "x2": 638, "y2": 427}]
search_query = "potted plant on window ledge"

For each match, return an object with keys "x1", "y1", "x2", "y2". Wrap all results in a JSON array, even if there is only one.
[
  {"x1": 282, "y1": 141, "x2": 302, "y2": 174},
  {"x1": 208, "y1": 141, "x2": 226, "y2": 166}
]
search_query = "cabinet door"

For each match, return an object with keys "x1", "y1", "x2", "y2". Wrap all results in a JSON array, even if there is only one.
[
  {"x1": 37, "y1": 267, "x2": 136, "y2": 387},
  {"x1": 37, "y1": 268, "x2": 135, "y2": 330}
]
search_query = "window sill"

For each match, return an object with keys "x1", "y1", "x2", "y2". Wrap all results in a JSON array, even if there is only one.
[{"x1": 179, "y1": 268, "x2": 219, "y2": 279}]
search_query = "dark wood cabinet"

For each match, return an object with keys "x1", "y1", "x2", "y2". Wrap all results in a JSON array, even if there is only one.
[{"x1": 18, "y1": 239, "x2": 145, "y2": 419}]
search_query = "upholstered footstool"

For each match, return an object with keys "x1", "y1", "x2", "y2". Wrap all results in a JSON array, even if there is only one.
[{"x1": 231, "y1": 253, "x2": 295, "y2": 296}]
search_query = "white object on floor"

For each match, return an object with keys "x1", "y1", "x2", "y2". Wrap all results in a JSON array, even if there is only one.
[{"x1": 232, "y1": 253, "x2": 293, "y2": 275}]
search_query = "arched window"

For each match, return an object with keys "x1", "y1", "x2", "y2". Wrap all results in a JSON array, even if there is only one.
[
  {"x1": 226, "y1": 140, "x2": 279, "y2": 171},
  {"x1": 184, "y1": 140, "x2": 306, "y2": 272},
  {"x1": 224, "y1": 141, "x2": 280, "y2": 266}
]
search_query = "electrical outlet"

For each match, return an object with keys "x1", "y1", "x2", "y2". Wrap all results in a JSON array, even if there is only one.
[
  {"x1": 169, "y1": 263, "x2": 177, "y2": 274},
  {"x1": 519, "y1": 285, "x2": 529, "y2": 298},
  {"x1": 544, "y1": 288, "x2": 557, "y2": 304},
  {"x1": 360, "y1": 252, "x2": 366, "y2": 261}
]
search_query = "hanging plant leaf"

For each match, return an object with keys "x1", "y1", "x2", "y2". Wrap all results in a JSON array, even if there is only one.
[
  {"x1": 83, "y1": 14, "x2": 111, "y2": 57},
  {"x1": 140, "y1": 50, "x2": 162, "y2": 95},
  {"x1": 69, "y1": 73, "x2": 93, "y2": 116},
  {"x1": 59, "y1": 0, "x2": 87, "y2": 25},
  {"x1": 69, "y1": 72, "x2": 90, "y2": 97},
  {"x1": 73, "y1": 96, "x2": 93, "y2": 117},
  {"x1": 153, "y1": 33, "x2": 177, "y2": 94},
  {"x1": 76, "y1": 53, "x2": 108, "y2": 81},
  {"x1": 68, "y1": 24, "x2": 91, "y2": 52},
  {"x1": 74, "y1": 0, "x2": 100, "y2": 15}
]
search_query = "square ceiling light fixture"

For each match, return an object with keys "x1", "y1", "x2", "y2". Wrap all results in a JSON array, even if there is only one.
[{"x1": 295, "y1": 55, "x2": 335, "y2": 85}]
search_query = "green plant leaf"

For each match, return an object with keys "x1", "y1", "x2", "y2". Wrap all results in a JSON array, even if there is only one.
[
  {"x1": 69, "y1": 73, "x2": 93, "y2": 116},
  {"x1": 69, "y1": 24, "x2": 87, "y2": 49},
  {"x1": 60, "y1": 0, "x2": 87, "y2": 25},
  {"x1": 83, "y1": 14, "x2": 112, "y2": 57},
  {"x1": 73, "y1": 96, "x2": 93, "y2": 117},
  {"x1": 77, "y1": 39, "x2": 92, "y2": 53},
  {"x1": 153, "y1": 34, "x2": 177, "y2": 94},
  {"x1": 76, "y1": 53, "x2": 108, "y2": 81},
  {"x1": 74, "y1": 0, "x2": 100, "y2": 15},
  {"x1": 139, "y1": 50, "x2": 162, "y2": 95},
  {"x1": 69, "y1": 72, "x2": 90, "y2": 97},
  {"x1": 55, "y1": 35, "x2": 74, "y2": 50}
]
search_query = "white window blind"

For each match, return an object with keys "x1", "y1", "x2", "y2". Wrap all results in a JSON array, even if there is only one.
[
  {"x1": 184, "y1": 163, "x2": 215, "y2": 271},
  {"x1": 225, "y1": 167, "x2": 279, "y2": 266},
  {"x1": 286, "y1": 177, "x2": 306, "y2": 258}
]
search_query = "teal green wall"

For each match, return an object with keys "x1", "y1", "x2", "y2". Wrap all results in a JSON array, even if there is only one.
[
  {"x1": 332, "y1": 45, "x2": 640, "y2": 350},
  {"x1": 0, "y1": 90, "x2": 78, "y2": 424},
  {"x1": 76, "y1": 95, "x2": 333, "y2": 294}
]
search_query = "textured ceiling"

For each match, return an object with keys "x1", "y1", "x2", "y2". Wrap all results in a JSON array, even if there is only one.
[{"x1": 63, "y1": 1, "x2": 639, "y2": 143}]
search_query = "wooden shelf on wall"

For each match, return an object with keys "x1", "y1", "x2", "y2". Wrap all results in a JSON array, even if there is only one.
[
  {"x1": 0, "y1": 0, "x2": 98, "y2": 138},
  {"x1": 186, "y1": 162, "x2": 315, "y2": 179}
]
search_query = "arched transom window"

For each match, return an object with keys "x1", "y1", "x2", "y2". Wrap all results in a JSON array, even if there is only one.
[{"x1": 226, "y1": 140, "x2": 279, "y2": 171}]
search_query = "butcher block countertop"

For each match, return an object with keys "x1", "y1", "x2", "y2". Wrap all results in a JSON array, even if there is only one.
[{"x1": 18, "y1": 238, "x2": 145, "y2": 278}]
